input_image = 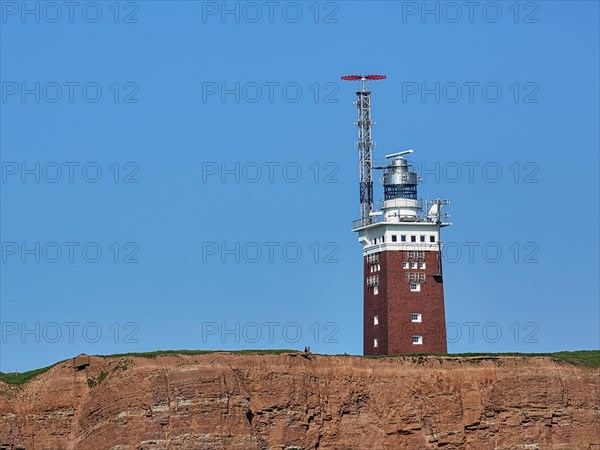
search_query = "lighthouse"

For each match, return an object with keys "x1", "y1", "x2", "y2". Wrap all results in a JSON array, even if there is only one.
[{"x1": 342, "y1": 75, "x2": 451, "y2": 355}]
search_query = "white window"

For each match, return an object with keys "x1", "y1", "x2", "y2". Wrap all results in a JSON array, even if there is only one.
[
  {"x1": 403, "y1": 262, "x2": 409, "y2": 269},
  {"x1": 411, "y1": 262, "x2": 418, "y2": 269},
  {"x1": 412, "y1": 335, "x2": 423, "y2": 345},
  {"x1": 374, "y1": 338, "x2": 378, "y2": 348},
  {"x1": 377, "y1": 264, "x2": 380, "y2": 272},
  {"x1": 374, "y1": 285, "x2": 379, "y2": 295},
  {"x1": 410, "y1": 283, "x2": 421, "y2": 292},
  {"x1": 374, "y1": 315, "x2": 379, "y2": 325},
  {"x1": 367, "y1": 275, "x2": 378, "y2": 287},
  {"x1": 411, "y1": 313, "x2": 422, "y2": 323},
  {"x1": 419, "y1": 262, "x2": 426, "y2": 269}
]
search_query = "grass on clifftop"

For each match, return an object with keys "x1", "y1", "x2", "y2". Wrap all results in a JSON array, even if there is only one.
[
  {"x1": 0, "y1": 350, "x2": 295, "y2": 385},
  {"x1": 0, "y1": 364, "x2": 58, "y2": 385},
  {"x1": 550, "y1": 351, "x2": 599, "y2": 368},
  {"x1": 1, "y1": 350, "x2": 597, "y2": 385},
  {"x1": 97, "y1": 349, "x2": 297, "y2": 358},
  {"x1": 365, "y1": 350, "x2": 600, "y2": 368}
]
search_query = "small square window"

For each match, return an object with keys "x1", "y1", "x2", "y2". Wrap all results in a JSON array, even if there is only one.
[
  {"x1": 402, "y1": 262, "x2": 409, "y2": 269},
  {"x1": 420, "y1": 235, "x2": 425, "y2": 242},
  {"x1": 411, "y1": 262, "x2": 418, "y2": 269},
  {"x1": 430, "y1": 235, "x2": 436, "y2": 243},
  {"x1": 410, "y1": 283, "x2": 421, "y2": 292},
  {"x1": 374, "y1": 338, "x2": 378, "y2": 348},
  {"x1": 374, "y1": 315, "x2": 379, "y2": 325},
  {"x1": 411, "y1": 236, "x2": 416, "y2": 242},
  {"x1": 411, "y1": 313, "x2": 422, "y2": 323},
  {"x1": 401, "y1": 235, "x2": 407, "y2": 242},
  {"x1": 412, "y1": 335, "x2": 423, "y2": 345},
  {"x1": 419, "y1": 262, "x2": 426, "y2": 269},
  {"x1": 392, "y1": 235, "x2": 397, "y2": 242}
]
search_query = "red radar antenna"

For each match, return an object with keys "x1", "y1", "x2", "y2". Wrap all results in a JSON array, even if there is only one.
[
  {"x1": 341, "y1": 74, "x2": 387, "y2": 90},
  {"x1": 341, "y1": 74, "x2": 386, "y2": 225},
  {"x1": 341, "y1": 74, "x2": 387, "y2": 81}
]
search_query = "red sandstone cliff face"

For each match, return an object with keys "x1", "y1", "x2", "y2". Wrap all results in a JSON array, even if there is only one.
[{"x1": 0, "y1": 353, "x2": 598, "y2": 449}]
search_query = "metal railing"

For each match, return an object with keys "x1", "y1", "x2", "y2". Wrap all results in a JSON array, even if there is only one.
[{"x1": 351, "y1": 214, "x2": 385, "y2": 229}]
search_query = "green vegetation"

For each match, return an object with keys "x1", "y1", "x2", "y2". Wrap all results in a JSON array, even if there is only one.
[
  {"x1": 232, "y1": 349, "x2": 297, "y2": 355},
  {"x1": 365, "y1": 350, "x2": 600, "y2": 368},
  {"x1": 98, "y1": 349, "x2": 214, "y2": 358},
  {"x1": 550, "y1": 351, "x2": 599, "y2": 368},
  {"x1": 86, "y1": 370, "x2": 106, "y2": 388},
  {"x1": 0, "y1": 364, "x2": 58, "y2": 385},
  {"x1": 1, "y1": 350, "x2": 597, "y2": 386},
  {"x1": 112, "y1": 358, "x2": 134, "y2": 373},
  {"x1": 98, "y1": 349, "x2": 296, "y2": 359}
]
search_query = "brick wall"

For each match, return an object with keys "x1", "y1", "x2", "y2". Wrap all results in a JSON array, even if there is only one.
[{"x1": 364, "y1": 250, "x2": 447, "y2": 355}]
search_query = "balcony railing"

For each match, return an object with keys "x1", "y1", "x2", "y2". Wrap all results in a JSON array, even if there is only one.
[{"x1": 351, "y1": 215, "x2": 384, "y2": 229}]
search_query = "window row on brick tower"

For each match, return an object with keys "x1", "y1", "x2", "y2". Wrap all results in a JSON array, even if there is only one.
[
  {"x1": 406, "y1": 272, "x2": 426, "y2": 283},
  {"x1": 366, "y1": 275, "x2": 426, "y2": 293},
  {"x1": 365, "y1": 273, "x2": 427, "y2": 287},
  {"x1": 373, "y1": 313, "x2": 422, "y2": 325},
  {"x1": 374, "y1": 335, "x2": 423, "y2": 348},
  {"x1": 405, "y1": 251, "x2": 426, "y2": 261},
  {"x1": 366, "y1": 274, "x2": 428, "y2": 285},
  {"x1": 366, "y1": 275, "x2": 379, "y2": 287},
  {"x1": 365, "y1": 251, "x2": 431, "y2": 265},
  {"x1": 366, "y1": 253, "x2": 379, "y2": 265},
  {"x1": 372, "y1": 234, "x2": 437, "y2": 245}
]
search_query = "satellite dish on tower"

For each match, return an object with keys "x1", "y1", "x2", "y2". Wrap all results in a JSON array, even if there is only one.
[{"x1": 427, "y1": 201, "x2": 440, "y2": 220}]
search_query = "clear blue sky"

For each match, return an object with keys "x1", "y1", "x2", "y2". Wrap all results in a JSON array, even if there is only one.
[{"x1": 1, "y1": 1, "x2": 598, "y2": 372}]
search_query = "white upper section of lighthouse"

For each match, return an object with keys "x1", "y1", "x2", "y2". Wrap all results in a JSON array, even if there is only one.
[{"x1": 352, "y1": 150, "x2": 451, "y2": 255}]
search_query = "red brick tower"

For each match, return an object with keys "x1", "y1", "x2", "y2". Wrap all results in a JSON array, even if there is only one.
[
  {"x1": 342, "y1": 75, "x2": 451, "y2": 355},
  {"x1": 353, "y1": 154, "x2": 450, "y2": 355}
]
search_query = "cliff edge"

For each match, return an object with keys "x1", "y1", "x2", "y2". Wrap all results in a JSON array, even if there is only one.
[{"x1": 1, "y1": 352, "x2": 598, "y2": 449}]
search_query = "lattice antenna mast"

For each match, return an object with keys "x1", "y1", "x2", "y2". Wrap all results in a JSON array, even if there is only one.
[{"x1": 341, "y1": 74, "x2": 386, "y2": 224}]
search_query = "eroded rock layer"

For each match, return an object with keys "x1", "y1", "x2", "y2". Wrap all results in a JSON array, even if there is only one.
[{"x1": 0, "y1": 353, "x2": 598, "y2": 449}]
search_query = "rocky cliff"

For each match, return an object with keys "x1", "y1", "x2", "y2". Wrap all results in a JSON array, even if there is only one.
[{"x1": 0, "y1": 352, "x2": 598, "y2": 449}]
